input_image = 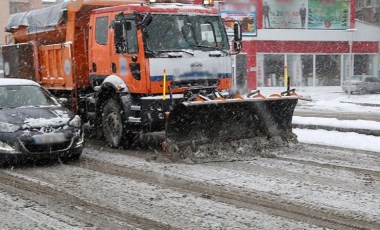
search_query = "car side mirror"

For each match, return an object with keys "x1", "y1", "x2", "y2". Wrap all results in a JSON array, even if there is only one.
[{"x1": 58, "y1": 98, "x2": 69, "y2": 107}]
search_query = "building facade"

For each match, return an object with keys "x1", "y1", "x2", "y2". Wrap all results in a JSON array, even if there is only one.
[
  {"x1": 356, "y1": 0, "x2": 380, "y2": 25},
  {"x1": 214, "y1": 0, "x2": 380, "y2": 89},
  {"x1": 0, "y1": 0, "x2": 43, "y2": 45}
]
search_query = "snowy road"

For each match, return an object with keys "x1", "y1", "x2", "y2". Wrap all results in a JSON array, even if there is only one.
[
  {"x1": 1, "y1": 88, "x2": 380, "y2": 229},
  {"x1": 1, "y1": 141, "x2": 379, "y2": 229}
]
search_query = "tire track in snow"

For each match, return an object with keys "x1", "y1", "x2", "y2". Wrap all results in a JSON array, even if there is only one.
[
  {"x1": 274, "y1": 144, "x2": 380, "y2": 177},
  {"x1": 73, "y1": 156, "x2": 380, "y2": 230},
  {"x1": 275, "y1": 156, "x2": 380, "y2": 177},
  {"x1": 0, "y1": 170, "x2": 173, "y2": 230}
]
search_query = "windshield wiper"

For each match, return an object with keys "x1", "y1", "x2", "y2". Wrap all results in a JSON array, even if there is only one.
[
  {"x1": 192, "y1": 45, "x2": 229, "y2": 54},
  {"x1": 157, "y1": 49, "x2": 194, "y2": 56}
]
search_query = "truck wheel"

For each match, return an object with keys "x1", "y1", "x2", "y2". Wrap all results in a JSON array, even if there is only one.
[{"x1": 102, "y1": 99, "x2": 124, "y2": 147}]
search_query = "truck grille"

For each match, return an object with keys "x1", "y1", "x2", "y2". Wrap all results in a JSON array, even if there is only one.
[{"x1": 23, "y1": 141, "x2": 71, "y2": 153}]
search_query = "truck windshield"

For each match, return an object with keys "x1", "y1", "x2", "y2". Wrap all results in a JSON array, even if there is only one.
[{"x1": 145, "y1": 14, "x2": 229, "y2": 53}]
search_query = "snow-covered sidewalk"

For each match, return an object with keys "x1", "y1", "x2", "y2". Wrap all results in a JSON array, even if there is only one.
[
  {"x1": 293, "y1": 116, "x2": 380, "y2": 130},
  {"x1": 259, "y1": 86, "x2": 380, "y2": 114},
  {"x1": 258, "y1": 87, "x2": 380, "y2": 153},
  {"x1": 294, "y1": 129, "x2": 380, "y2": 153}
]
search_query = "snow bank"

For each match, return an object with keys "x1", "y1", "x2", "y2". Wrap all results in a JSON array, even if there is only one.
[
  {"x1": 294, "y1": 128, "x2": 380, "y2": 153},
  {"x1": 259, "y1": 86, "x2": 380, "y2": 113},
  {"x1": 293, "y1": 116, "x2": 380, "y2": 131}
]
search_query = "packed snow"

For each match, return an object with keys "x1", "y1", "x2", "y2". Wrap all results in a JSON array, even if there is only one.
[
  {"x1": 259, "y1": 86, "x2": 380, "y2": 113},
  {"x1": 258, "y1": 86, "x2": 380, "y2": 153},
  {"x1": 293, "y1": 116, "x2": 380, "y2": 131},
  {"x1": 294, "y1": 129, "x2": 380, "y2": 153}
]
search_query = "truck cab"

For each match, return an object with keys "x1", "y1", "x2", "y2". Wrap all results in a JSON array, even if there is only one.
[{"x1": 88, "y1": 3, "x2": 233, "y2": 95}]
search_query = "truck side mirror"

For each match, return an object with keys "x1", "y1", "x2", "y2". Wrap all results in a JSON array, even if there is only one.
[
  {"x1": 233, "y1": 21, "x2": 243, "y2": 54},
  {"x1": 133, "y1": 11, "x2": 153, "y2": 28},
  {"x1": 113, "y1": 20, "x2": 132, "y2": 53},
  {"x1": 114, "y1": 21, "x2": 123, "y2": 41},
  {"x1": 233, "y1": 22, "x2": 242, "y2": 42},
  {"x1": 142, "y1": 13, "x2": 153, "y2": 27}
]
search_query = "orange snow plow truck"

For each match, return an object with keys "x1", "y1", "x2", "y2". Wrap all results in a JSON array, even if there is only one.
[{"x1": 2, "y1": 0, "x2": 299, "y2": 162}]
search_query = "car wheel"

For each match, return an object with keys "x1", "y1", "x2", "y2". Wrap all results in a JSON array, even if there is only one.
[
  {"x1": 102, "y1": 98, "x2": 124, "y2": 147},
  {"x1": 69, "y1": 151, "x2": 82, "y2": 161},
  {"x1": 60, "y1": 148, "x2": 83, "y2": 163},
  {"x1": 360, "y1": 88, "x2": 368, "y2": 95}
]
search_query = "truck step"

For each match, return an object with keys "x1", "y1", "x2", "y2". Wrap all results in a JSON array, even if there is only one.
[
  {"x1": 128, "y1": 117, "x2": 141, "y2": 123},
  {"x1": 131, "y1": 105, "x2": 141, "y2": 111}
]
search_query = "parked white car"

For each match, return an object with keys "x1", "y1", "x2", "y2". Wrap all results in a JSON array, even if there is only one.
[{"x1": 342, "y1": 75, "x2": 380, "y2": 95}]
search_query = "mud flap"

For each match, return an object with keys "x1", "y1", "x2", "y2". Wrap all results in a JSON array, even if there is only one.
[{"x1": 164, "y1": 97, "x2": 299, "y2": 163}]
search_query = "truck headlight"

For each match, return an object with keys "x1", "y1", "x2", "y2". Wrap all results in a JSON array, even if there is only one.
[
  {"x1": 0, "y1": 122, "x2": 20, "y2": 133},
  {"x1": 0, "y1": 141, "x2": 16, "y2": 152},
  {"x1": 68, "y1": 115, "x2": 81, "y2": 128}
]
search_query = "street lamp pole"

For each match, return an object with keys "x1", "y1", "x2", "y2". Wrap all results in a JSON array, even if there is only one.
[{"x1": 346, "y1": 28, "x2": 357, "y2": 98}]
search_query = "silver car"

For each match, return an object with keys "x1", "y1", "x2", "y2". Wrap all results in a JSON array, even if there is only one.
[{"x1": 342, "y1": 75, "x2": 380, "y2": 95}]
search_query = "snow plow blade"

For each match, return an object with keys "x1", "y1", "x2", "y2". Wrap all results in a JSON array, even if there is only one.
[{"x1": 163, "y1": 97, "x2": 299, "y2": 163}]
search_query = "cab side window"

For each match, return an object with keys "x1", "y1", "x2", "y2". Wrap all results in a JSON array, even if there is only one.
[
  {"x1": 126, "y1": 20, "x2": 138, "y2": 54},
  {"x1": 95, "y1": 16, "x2": 109, "y2": 45}
]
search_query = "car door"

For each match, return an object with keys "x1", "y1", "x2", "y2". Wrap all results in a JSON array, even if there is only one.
[
  {"x1": 363, "y1": 77, "x2": 373, "y2": 92},
  {"x1": 372, "y1": 77, "x2": 380, "y2": 92}
]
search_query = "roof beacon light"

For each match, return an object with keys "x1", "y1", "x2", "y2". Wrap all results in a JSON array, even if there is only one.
[
  {"x1": 149, "y1": 0, "x2": 192, "y2": 3},
  {"x1": 203, "y1": 0, "x2": 214, "y2": 5}
]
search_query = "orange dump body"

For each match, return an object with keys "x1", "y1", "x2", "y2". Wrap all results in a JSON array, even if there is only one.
[{"x1": 7, "y1": 0, "x2": 145, "y2": 91}]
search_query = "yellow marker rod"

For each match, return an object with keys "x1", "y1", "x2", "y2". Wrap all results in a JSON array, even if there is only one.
[
  {"x1": 284, "y1": 65, "x2": 288, "y2": 89},
  {"x1": 163, "y1": 69, "x2": 166, "y2": 100}
]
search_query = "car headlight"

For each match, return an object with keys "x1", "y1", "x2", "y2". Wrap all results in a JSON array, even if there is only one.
[
  {"x1": 68, "y1": 115, "x2": 81, "y2": 128},
  {"x1": 0, "y1": 122, "x2": 20, "y2": 133},
  {"x1": 0, "y1": 141, "x2": 16, "y2": 152}
]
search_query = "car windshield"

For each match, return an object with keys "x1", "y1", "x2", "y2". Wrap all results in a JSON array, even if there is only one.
[
  {"x1": 351, "y1": 75, "x2": 363, "y2": 81},
  {"x1": 0, "y1": 85, "x2": 56, "y2": 109},
  {"x1": 145, "y1": 14, "x2": 229, "y2": 53}
]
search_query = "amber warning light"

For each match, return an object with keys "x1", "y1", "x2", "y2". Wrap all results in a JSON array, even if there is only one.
[{"x1": 149, "y1": 0, "x2": 193, "y2": 4}]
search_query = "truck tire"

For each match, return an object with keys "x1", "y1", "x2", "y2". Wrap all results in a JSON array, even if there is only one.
[{"x1": 102, "y1": 98, "x2": 124, "y2": 147}]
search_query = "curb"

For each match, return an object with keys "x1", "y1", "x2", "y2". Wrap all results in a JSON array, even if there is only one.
[
  {"x1": 293, "y1": 124, "x2": 380, "y2": 137},
  {"x1": 339, "y1": 101, "x2": 380, "y2": 107}
]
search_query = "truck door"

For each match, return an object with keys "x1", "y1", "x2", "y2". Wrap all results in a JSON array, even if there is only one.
[
  {"x1": 89, "y1": 15, "x2": 111, "y2": 86},
  {"x1": 110, "y1": 16, "x2": 148, "y2": 94}
]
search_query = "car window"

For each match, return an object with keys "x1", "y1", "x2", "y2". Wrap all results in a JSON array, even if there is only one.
[
  {"x1": 352, "y1": 76, "x2": 363, "y2": 81},
  {"x1": 0, "y1": 85, "x2": 57, "y2": 109}
]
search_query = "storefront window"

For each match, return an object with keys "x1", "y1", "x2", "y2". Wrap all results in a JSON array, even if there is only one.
[
  {"x1": 257, "y1": 53, "x2": 376, "y2": 87},
  {"x1": 354, "y1": 54, "x2": 375, "y2": 76},
  {"x1": 263, "y1": 54, "x2": 285, "y2": 87},
  {"x1": 343, "y1": 54, "x2": 377, "y2": 81},
  {"x1": 301, "y1": 55, "x2": 314, "y2": 86},
  {"x1": 316, "y1": 55, "x2": 341, "y2": 86}
]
